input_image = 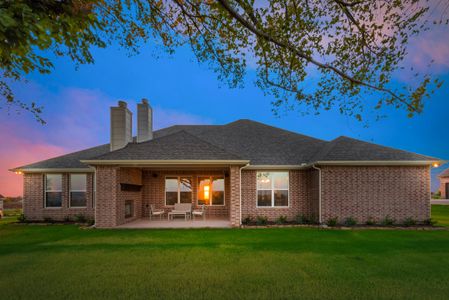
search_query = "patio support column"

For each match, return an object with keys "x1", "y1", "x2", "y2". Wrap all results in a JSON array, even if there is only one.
[
  {"x1": 95, "y1": 166, "x2": 120, "y2": 228},
  {"x1": 229, "y1": 165, "x2": 241, "y2": 227}
]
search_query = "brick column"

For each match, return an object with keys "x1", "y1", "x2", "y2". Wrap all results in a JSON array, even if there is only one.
[
  {"x1": 95, "y1": 166, "x2": 119, "y2": 228},
  {"x1": 229, "y1": 165, "x2": 241, "y2": 227}
]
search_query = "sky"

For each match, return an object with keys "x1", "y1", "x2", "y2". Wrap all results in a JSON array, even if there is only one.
[{"x1": 1, "y1": 22, "x2": 449, "y2": 196}]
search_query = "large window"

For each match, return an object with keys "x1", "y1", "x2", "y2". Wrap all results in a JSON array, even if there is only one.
[
  {"x1": 45, "y1": 174, "x2": 62, "y2": 208},
  {"x1": 257, "y1": 172, "x2": 289, "y2": 207},
  {"x1": 198, "y1": 177, "x2": 225, "y2": 206},
  {"x1": 165, "y1": 177, "x2": 192, "y2": 205},
  {"x1": 70, "y1": 174, "x2": 87, "y2": 207}
]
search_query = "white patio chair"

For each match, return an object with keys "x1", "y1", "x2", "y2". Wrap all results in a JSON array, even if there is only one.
[
  {"x1": 192, "y1": 205, "x2": 206, "y2": 220},
  {"x1": 149, "y1": 205, "x2": 165, "y2": 220}
]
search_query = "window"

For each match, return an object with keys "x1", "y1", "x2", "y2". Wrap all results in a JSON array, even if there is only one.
[
  {"x1": 70, "y1": 174, "x2": 87, "y2": 207},
  {"x1": 165, "y1": 177, "x2": 192, "y2": 205},
  {"x1": 257, "y1": 172, "x2": 289, "y2": 207},
  {"x1": 125, "y1": 200, "x2": 134, "y2": 218},
  {"x1": 198, "y1": 177, "x2": 225, "y2": 205},
  {"x1": 45, "y1": 174, "x2": 62, "y2": 208}
]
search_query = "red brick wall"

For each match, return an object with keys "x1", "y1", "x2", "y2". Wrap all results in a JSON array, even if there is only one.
[
  {"x1": 141, "y1": 169, "x2": 230, "y2": 218},
  {"x1": 95, "y1": 166, "x2": 119, "y2": 227},
  {"x1": 117, "y1": 168, "x2": 142, "y2": 224},
  {"x1": 241, "y1": 170, "x2": 318, "y2": 222},
  {"x1": 23, "y1": 173, "x2": 95, "y2": 221},
  {"x1": 320, "y1": 166, "x2": 430, "y2": 224},
  {"x1": 439, "y1": 177, "x2": 449, "y2": 199},
  {"x1": 229, "y1": 165, "x2": 240, "y2": 226}
]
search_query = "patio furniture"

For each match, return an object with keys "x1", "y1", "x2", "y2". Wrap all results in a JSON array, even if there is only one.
[
  {"x1": 149, "y1": 205, "x2": 165, "y2": 220},
  {"x1": 168, "y1": 203, "x2": 192, "y2": 221},
  {"x1": 192, "y1": 205, "x2": 206, "y2": 220}
]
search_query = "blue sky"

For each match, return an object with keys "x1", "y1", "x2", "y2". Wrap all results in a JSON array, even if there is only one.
[{"x1": 1, "y1": 33, "x2": 448, "y2": 196}]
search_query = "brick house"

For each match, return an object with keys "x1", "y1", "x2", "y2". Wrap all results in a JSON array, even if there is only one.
[
  {"x1": 438, "y1": 168, "x2": 449, "y2": 199},
  {"x1": 11, "y1": 100, "x2": 443, "y2": 227}
]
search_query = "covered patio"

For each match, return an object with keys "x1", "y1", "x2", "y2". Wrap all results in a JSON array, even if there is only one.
[{"x1": 117, "y1": 216, "x2": 231, "y2": 228}]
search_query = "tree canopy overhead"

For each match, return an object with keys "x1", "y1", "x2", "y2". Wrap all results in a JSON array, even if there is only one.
[{"x1": 0, "y1": 0, "x2": 447, "y2": 123}]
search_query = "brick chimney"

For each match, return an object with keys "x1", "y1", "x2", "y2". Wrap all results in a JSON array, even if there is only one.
[
  {"x1": 110, "y1": 100, "x2": 132, "y2": 151},
  {"x1": 137, "y1": 98, "x2": 153, "y2": 143}
]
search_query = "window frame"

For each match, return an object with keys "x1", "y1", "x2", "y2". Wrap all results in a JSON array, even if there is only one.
[
  {"x1": 197, "y1": 176, "x2": 226, "y2": 206},
  {"x1": 44, "y1": 174, "x2": 63, "y2": 209},
  {"x1": 256, "y1": 171, "x2": 290, "y2": 208},
  {"x1": 69, "y1": 174, "x2": 88, "y2": 208},
  {"x1": 164, "y1": 176, "x2": 193, "y2": 206}
]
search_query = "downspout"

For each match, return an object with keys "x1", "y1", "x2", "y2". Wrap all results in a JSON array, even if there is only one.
[
  {"x1": 239, "y1": 163, "x2": 250, "y2": 226},
  {"x1": 312, "y1": 164, "x2": 322, "y2": 224}
]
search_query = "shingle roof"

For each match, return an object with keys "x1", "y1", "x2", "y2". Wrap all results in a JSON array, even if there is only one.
[
  {"x1": 14, "y1": 119, "x2": 441, "y2": 171},
  {"x1": 439, "y1": 167, "x2": 449, "y2": 178},
  {"x1": 91, "y1": 130, "x2": 243, "y2": 161},
  {"x1": 312, "y1": 136, "x2": 438, "y2": 162}
]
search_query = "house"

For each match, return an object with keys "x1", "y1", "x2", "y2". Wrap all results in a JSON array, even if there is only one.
[
  {"x1": 438, "y1": 168, "x2": 449, "y2": 199},
  {"x1": 0, "y1": 194, "x2": 4, "y2": 218},
  {"x1": 11, "y1": 99, "x2": 443, "y2": 228}
]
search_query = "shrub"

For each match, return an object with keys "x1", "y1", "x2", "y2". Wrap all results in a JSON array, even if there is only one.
[
  {"x1": 424, "y1": 218, "x2": 437, "y2": 226},
  {"x1": 43, "y1": 217, "x2": 54, "y2": 224},
  {"x1": 63, "y1": 215, "x2": 72, "y2": 223},
  {"x1": 74, "y1": 214, "x2": 87, "y2": 223},
  {"x1": 256, "y1": 216, "x2": 268, "y2": 226},
  {"x1": 344, "y1": 217, "x2": 357, "y2": 226},
  {"x1": 86, "y1": 219, "x2": 95, "y2": 226},
  {"x1": 326, "y1": 217, "x2": 338, "y2": 227},
  {"x1": 275, "y1": 215, "x2": 288, "y2": 225},
  {"x1": 403, "y1": 217, "x2": 416, "y2": 227},
  {"x1": 17, "y1": 213, "x2": 27, "y2": 223},
  {"x1": 381, "y1": 215, "x2": 395, "y2": 226},
  {"x1": 365, "y1": 217, "x2": 376, "y2": 226},
  {"x1": 242, "y1": 216, "x2": 254, "y2": 225},
  {"x1": 295, "y1": 214, "x2": 310, "y2": 225},
  {"x1": 432, "y1": 191, "x2": 441, "y2": 199}
]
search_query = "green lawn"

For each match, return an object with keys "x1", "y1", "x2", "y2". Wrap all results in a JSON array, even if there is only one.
[
  {"x1": 1, "y1": 208, "x2": 449, "y2": 299},
  {"x1": 432, "y1": 205, "x2": 449, "y2": 227}
]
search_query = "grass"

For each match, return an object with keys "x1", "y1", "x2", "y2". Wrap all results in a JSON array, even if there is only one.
[
  {"x1": 0, "y1": 207, "x2": 448, "y2": 299},
  {"x1": 432, "y1": 205, "x2": 449, "y2": 227}
]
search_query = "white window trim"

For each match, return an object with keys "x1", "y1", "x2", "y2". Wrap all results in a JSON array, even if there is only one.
[
  {"x1": 92, "y1": 173, "x2": 96, "y2": 208},
  {"x1": 44, "y1": 174, "x2": 63, "y2": 209},
  {"x1": 164, "y1": 176, "x2": 193, "y2": 206},
  {"x1": 197, "y1": 176, "x2": 226, "y2": 206},
  {"x1": 256, "y1": 171, "x2": 290, "y2": 208},
  {"x1": 69, "y1": 174, "x2": 87, "y2": 208}
]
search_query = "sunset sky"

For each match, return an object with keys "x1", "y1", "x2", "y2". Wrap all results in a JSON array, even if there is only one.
[{"x1": 1, "y1": 26, "x2": 449, "y2": 196}]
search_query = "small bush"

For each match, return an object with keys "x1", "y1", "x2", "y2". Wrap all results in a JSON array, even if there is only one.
[
  {"x1": 365, "y1": 217, "x2": 376, "y2": 226},
  {"x1": 381, "y1": 215, "x2": 395, "y2": 226},
  {"x1": 295, "y1": 214, "x2": 310, "y2": 225},
  {"x1": 326, "y1": 217, "x2": 338, "y2": 227},
  {"x1": 86, "y1": 219, "x2": 95, "y2": 226},
  {"x1": 275, "y1": 215, "x2": 288, "y2": 225},
  {"x1": 403, "y1": 217, "x2": 416, "y2": 227},
  {"x1": 424, "y1": 218, "x2": 437, "y2": 226},
  {"x1": 17, "y1": 213, "x2": 27, "y2": 223},
  {"x1": 74, "y1": 214, "x2": 87, "y2": 223},
  {"x1": 63, "y1": 215, "x2": 72, "y2": 223},
  {"x1": 43, "y1": 217, "x2": 54, "y2": 224},
  {"x1": 256, "y1": 216, "x2": 268, "y2": 226},
  {"x1": 242, "y1": 216, "x2": 254, "y2": 225},
  {"x1": 344, "y1": 217, "x2": 357, "y2": 226}
]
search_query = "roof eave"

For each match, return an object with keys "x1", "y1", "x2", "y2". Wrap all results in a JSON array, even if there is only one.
[
  {"x1": 9, "y1": 167, "x2": 95, "y2": 173},
  {"x1": 80, "y1": 159, "x2": 250, "y2": 166},
  {"x1": 314, "y1": 160, "x2": 445, "y2": 166}
]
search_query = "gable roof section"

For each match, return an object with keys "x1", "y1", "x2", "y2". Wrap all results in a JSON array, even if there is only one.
[
  {"x1": 439, "y1": 167, "x2": 449, "y2": 178},
  {"x1": 313, "y1": 136, "x2": 439, "y2": 163},
  {"x1": 86, "y1": 130, "x2": 244, "y2": 162}
]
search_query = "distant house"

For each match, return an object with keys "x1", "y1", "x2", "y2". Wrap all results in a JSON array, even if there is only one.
[
  {"x1": 439, "y1": 168, "x2": 449, "y2": 199},
  {"x1": 0, "y1": 194, "x2": 4, "y2": 218},
  {"x1": 11, "y1": 100, "x2": 444, "y2": 228}
]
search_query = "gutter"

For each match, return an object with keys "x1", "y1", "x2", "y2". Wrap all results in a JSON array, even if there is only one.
[
  {"x1": 9, "y1": 167, "x2": 94, "y2": 173},
  {"x1": 312, "y1": 164, "x2": 322, "y2": 224},
  {"x1": 80, "y1": 159, "x2": 250, "y2": 165}
]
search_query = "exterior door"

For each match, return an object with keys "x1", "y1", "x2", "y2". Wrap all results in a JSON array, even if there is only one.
[{"x1": 446, "y1": 183, "x2": 449, "y2": 199}]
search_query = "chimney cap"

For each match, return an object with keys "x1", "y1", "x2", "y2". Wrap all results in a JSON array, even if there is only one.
[
  {"x1": 118, "y1": 100, "x2": 127, "y2": 108},
  {"x1": 141, "y1": 98, "x2": 149, "y2": 105}
]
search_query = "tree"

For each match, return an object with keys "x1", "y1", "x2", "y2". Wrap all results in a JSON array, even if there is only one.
[{"x1": 1, "y1": 0, "x2": 447, "y2": 123}]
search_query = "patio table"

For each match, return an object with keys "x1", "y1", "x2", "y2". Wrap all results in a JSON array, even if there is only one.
[{"x1": 168, "y1": 210, "x2": 191, "y2": 221}]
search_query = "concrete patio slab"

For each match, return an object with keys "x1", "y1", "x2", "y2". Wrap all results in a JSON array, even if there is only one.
[
  {"x1": 117, "y1": 217, "x2": 231, "y2": 229},
  {"x1": 431, "y1": 200, "x2": 449, "y2": 205}
]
